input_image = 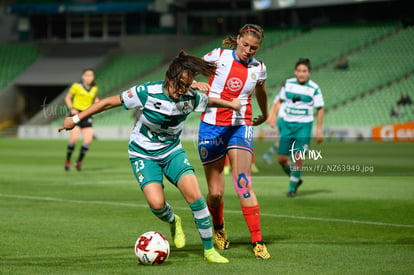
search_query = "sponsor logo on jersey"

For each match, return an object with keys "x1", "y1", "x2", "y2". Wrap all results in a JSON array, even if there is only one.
[{"x1": 226, "y1": 77, "x2": 243, "y2": 92}]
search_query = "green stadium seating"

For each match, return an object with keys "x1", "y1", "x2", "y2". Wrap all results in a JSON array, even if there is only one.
[
  {"x1": 95, "y1": 54, "x2": 163, "y2": 97},
  {"x1": 324, "y1": 76, "x2": 414, "y2": 126},
  {"x1": 0, "y1": 44, "x2": 39, "y2": 90},
  {"x1": 51, "y1": 53, "x2": 163, "y2": 126},
  {"x1": 314, "y1": 26, "x2": 414, "y2": 109},
  {"x1": 261, "y1": 23, "x2": 399, "y2": 90}
]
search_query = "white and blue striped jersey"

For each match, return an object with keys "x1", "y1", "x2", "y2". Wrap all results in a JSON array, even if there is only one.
[
  {"x1": 121, "y1": 81, "x2": 209, "y2": 159},
  {"x1": 279, "y1": 77, "x2": 324, "y2": 123}
]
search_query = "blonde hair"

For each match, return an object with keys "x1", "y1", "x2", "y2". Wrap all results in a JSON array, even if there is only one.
[{"x1": 222, "y1": 24, "x2": 265, "y2": 49}]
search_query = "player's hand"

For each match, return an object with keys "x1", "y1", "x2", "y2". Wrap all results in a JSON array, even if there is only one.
[
  {"x1": 70, "y1": 108, "x2": 79, "y2": 115},
  {"x1": 58, "y1": 117, "x2": 76, "y2": 132},
  {"x1": 231, "y1": 98, "x2": 241, "y2": 111},
  {"x1": 316, "y1": 129, "x2": 324, "y2": 144},
  {"x1": 266, "y1": 116, "x2": 276, "y2": 128},
  {"x1": 252, "y1": 115, "x2": 267, "y2": 126},
  {"x1": 191, "y1": 81, "x2": 210, "y2": 92}
]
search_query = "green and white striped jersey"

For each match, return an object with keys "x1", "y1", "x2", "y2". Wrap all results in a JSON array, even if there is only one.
[
  {"x1": 279, "y1": 77, "x2": 324, "y2": 123},
  {"x1": 120, "y1": 81, "x2": 209, "y2": 160}
]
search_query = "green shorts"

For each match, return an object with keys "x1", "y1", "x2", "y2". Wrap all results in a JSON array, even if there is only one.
[
  {"x1": 129, "y1": 148, "x2": 194, "y2": 189},
  {"x1": 278, "y1": 119, "x2": 313, "y2": 156}
]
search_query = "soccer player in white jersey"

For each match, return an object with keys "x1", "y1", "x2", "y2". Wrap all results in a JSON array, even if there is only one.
[
  {"x1": 194, "y1": 24, "x2": 270, "y2": 259},
  {"x1": 59, "y1": 51, "x2": 242, "y2": 263},
  {"x1": 269, "y1": 58, "x2": 324, "y2": 198}
]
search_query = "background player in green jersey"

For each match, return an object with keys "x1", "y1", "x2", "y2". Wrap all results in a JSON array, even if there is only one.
[
  {"x1": 59, "y1": 51, "x2": 241, "y2": 263},
  {"x1": 268, "y1": 58, "x2": 324, "y2": 198}
]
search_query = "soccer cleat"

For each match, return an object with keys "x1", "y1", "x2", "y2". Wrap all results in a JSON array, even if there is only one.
[
  {"x1": 64, "y1": 160, "x2": 70, "y2": 171},
  {"x1": 75, "y1": 161, "x2": 82, "y2": 171},
  {"x1": 253, "y1": 241, "x2": 270, "y2": 259},
  {"x1": 262, "y1": 154, "x2": 273, "y2": 165},
  {"x1": 251, "y1": 163, "x2": 259, "y2": 173},
  {"x1": 287, "y1": 179, "x2": 303, "y2": 198},
  {"x1": 214, "y1": 228, "x2": 230, "y2": 250},
  {"x1": 295, "y1": 179, "x2": 303, "y2": 193},
  {"x1": 286, "y1": 191, "x2": 296, "y2": 198},
  {"x1": 204, "y1": 248, "x2": 229, "y2": 263},
  {"x1": 170, "y1": 215, "x2": 185, "y2": 248}
]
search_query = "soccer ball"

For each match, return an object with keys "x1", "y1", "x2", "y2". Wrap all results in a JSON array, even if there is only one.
[{"x1": 134, "y1": 231, "x2": 170, "y2": 265}]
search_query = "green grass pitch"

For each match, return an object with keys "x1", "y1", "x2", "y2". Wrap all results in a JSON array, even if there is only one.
[{"x1": 1, "y1": 138, "x2": 413, "y2": 274}]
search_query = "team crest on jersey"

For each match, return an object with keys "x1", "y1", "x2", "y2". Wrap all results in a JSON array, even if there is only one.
[
  {"x1": 226, "y1": 77, "x2": 243, "y2": 92},
  {"x1": 180, "y1": 102, "x2": 190, "y2": 113},
  {"x1": 251, "y1": 72, "x2": 257, "y2": 80},
  {"x1": 200, "y1": 146, "x2": 208, "y2": 159},
  {"x1": 127, "y1": 89, "x2": 134, "y2": 98}
]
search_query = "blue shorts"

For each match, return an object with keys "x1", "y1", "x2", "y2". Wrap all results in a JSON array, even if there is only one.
[{"x1": 198, "y1": 121, "x2": 254, "y2": 165}]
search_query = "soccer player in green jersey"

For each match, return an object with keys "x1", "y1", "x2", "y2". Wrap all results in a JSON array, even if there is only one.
[
  {"x1": 268, "y1": 58, "x2": 324, "y2": 198},
  {"x1": 59, "y1": 51, "x2": 241, "y2": 263}
]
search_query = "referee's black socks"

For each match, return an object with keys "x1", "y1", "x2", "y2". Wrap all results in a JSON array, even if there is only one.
[
  {"x1": 66, "y1": 144, "x2": 75, "y2": 161},
  {"x1": 77, "y1": 144, "x2": 89, "y2": 162}
]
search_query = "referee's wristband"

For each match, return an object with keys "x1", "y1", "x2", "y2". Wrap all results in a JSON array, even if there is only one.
[{"x1": 72, "y1": 114, "x2": 80, "y2": 124}]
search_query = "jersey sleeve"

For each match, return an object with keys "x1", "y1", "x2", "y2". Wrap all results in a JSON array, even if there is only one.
[
  {"x1": 256, "y1": 61, "x2": 267, "y2": 85},
  {"x1": 120, "y1": 85, "x2": 145, "y2": 110},
  {"x1": 193, "y1": 90, "x2": 209, "y2": 112},
  {"x1": 202, "y1": 48, "x2": 221, "y2": 63},
  {"x1": 272, "y1": 93, "x2": 280, "y2": 104},
  {"x1": 279, "y1": 84, "x2": 287, "y2": 102},
  {"x1": 313, "y1": 88, "x2": 324, "y2": 108},
  {"x1": 69, "y1": 83, "x2": 78, "y2": 95}
]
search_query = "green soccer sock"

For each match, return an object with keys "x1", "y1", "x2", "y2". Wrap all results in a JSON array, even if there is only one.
[
  {"x1": 265, "y1": 144, "x2": 278, "y2": 157},
  {"x1": 189, "y1": 197, "x2": 213, "y2": 250},
  {"x1": 270, "y1": 144, "x2": 278, "y2": 154},
  {"x1": 288, "y1": 170, "x2": 302, "y2": 192},
  {"x1": 282, "y1": 165, "x2": 291, "y2": 176},
  {"x1": 150, "y1": 202, "x2": 175, "y2": 224}
]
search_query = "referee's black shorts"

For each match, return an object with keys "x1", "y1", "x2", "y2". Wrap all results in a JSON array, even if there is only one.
[{"x1": 68, "y1": 110, "x2": 93, "y2": 128}]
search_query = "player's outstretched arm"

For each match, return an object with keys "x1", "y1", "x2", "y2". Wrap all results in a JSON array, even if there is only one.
[
  {"x1": 208, "y1": 97, "x2": 241, "y2": 110},
  {"x1": 58, "y1": 95, "x2": 122, "y2": 132}
]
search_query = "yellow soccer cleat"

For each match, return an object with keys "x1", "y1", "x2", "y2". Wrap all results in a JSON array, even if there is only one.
[
  {"x1": 214, "y1": 228, "x2": 230, "y2": 250},
  {"x1": 253, "y1": 241, "x2": 270, "y2": 259},
  {"x1": 224, "y1": 165, "x2": 231, "y2": 175},
  {"x1": 170, "y1": 215, "x2": 186, "y2": 249},
  {"x1": 204, "y1": 248, "x2": 229, "y2": 263},
  {"x1": 251, "y1": 163, "x2": 259, "y2": 173}
]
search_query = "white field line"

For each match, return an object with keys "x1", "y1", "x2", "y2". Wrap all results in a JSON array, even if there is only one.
[{"x1": 1, "y1": 193, "x2": 413, "y2": 228}]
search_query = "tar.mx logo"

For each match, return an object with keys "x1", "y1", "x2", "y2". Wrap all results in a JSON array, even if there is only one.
[{"x1": 289, "y1": 140, "x2": 323, "y2": 163}]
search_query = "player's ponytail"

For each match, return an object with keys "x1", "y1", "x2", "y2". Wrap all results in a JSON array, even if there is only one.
[{"x1": 165, "y1": 50, "x2": 216, "y2": 89}]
